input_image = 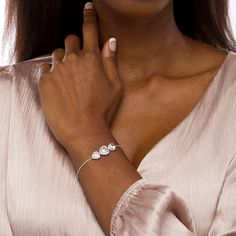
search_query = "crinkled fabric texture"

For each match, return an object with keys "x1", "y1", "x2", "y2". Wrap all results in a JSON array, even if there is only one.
[{"x1": 0, "y1": 51, "x2": 236, "y2": 236}]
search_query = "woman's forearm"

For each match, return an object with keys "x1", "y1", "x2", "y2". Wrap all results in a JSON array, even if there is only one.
[{"x1": 65, "y1": 120, "x2": 142, "y2": 236}]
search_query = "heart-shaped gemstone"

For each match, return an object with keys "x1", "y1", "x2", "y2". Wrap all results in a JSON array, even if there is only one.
[
  {"x1": 108, "y1": 143, "x2": 117, "y2": 151},
  {"x1": 92, "y1": 151, "x2": 101, "y2": 160},
  {"x1": 99, "y1": 145, "x2": 110, "y2": 155}
]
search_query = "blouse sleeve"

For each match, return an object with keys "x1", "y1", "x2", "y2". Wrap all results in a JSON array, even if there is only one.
[
  {"x1": 110, "y1": 178, "x2": 196, "y2": 236},
  {"x1": 110, "y1": 153, "x2": 236, "y2": 236}
]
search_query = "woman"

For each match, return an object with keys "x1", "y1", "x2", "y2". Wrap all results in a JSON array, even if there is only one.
[{"x1": 0, "y1": 0, "x2": 236, "y2": 235}]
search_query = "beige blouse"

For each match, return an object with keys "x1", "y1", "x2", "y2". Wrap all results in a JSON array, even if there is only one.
[{"x1": 0, "y1": 51, "x2": 236, "y2": 236}]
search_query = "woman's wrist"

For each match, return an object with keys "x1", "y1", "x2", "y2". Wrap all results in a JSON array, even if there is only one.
[{"x1": 64, "y1": 119, "x2": 117, "y2": 170}]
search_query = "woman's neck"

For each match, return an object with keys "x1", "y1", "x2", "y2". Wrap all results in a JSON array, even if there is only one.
[{"x1": 94, "y1": 1, "x2": 192, "y2": 90}]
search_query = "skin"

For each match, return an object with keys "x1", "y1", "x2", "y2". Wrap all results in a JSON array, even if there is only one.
[{"x1": 39, "y1": 0, "x2": 228, "y2": 235}]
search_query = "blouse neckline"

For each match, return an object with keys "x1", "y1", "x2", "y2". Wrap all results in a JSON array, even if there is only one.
[
  {"x1": 27, "y1": 51, "x2": 234, "y2": 171},
  {"x1": 136, "y1": 50, "x2": 233, "y2": 171}
]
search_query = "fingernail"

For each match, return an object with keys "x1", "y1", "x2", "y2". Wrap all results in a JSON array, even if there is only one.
[
  {"x1": 84, "y1": 2, "x2": 93, "y2": 10},
  {"x1": 109, "y1": 37, "x2": 117, "y2": 52}
]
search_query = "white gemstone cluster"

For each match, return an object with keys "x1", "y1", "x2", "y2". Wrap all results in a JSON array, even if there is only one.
[
  {"x1": 91, "y1": 143, "x2": 119, "y2": 160},
  {"x1": 76, "y1": 142, "x2": 120, "y2": 177}
]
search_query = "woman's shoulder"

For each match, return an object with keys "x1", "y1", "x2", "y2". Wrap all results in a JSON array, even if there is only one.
[
  {"x1": 221, "y1": 50, "x2": 236, "y2": 78},
  {"x1": 205, "y1": 50, "x2": 236, "y2": 105},
  {"x1": 217, "y1": 50, "x2": 236, "y2": 103},
  {"x1": 0, "y1": 54, "x2": 53, "y2": 115},
  {"x1": 0, "y1": 54, "x2": 52, "y2": 84}
]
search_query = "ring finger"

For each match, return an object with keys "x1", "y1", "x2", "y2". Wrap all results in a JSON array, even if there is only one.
[{"x1": 64, "y1": 34, "x2": 81, "y2": 56}]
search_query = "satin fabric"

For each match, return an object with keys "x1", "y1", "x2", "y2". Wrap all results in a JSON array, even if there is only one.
[{"x1": 0, "y1": 51, "x2": 236, "y2": 236}]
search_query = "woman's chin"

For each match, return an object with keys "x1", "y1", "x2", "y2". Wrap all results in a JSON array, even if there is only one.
[{"x1": 95, "y1": 0, "x2": 172, "y2": 19}]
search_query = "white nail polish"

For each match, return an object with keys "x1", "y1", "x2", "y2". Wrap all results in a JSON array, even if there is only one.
[
  {"x1": 109, "y1": 37, "x2": 117, "y2": 52},
  {"x1": 84, "y1": 2, "x2": 93, "y2": 10}
]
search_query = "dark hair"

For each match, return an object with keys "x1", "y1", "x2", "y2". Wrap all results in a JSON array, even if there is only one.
[{"x1": 3, "y1": 0, "x2": 236, "y2": 63}]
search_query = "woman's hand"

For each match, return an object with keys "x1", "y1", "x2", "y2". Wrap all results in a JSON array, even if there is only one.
[{"x1": 38, "y1": 2, "x2": 123, "y2": 150}]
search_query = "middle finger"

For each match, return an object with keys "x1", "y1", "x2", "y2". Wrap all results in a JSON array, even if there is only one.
[{"x1": 82, "y1": 2, "x2": 99, "y2": 52}]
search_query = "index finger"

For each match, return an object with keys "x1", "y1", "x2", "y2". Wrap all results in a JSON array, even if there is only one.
[{"x1": 82, "y1": 2, "x2": 99, "y2": 52}]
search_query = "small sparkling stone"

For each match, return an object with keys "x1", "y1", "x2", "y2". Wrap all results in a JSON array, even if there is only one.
[
  {"x1": 92, "y1": 151, "x2": 101, "y2": 160},
  {"x1": 108, "y1": 143, "x2": 116, "y2": 151},
  {"x1": 99, "y1": 145, "x2": 110, "y2": 155}
]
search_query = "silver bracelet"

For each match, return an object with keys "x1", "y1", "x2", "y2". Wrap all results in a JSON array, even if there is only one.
[{"x1": 76, "y1": 142, "x2": 120, "y2": 178}]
